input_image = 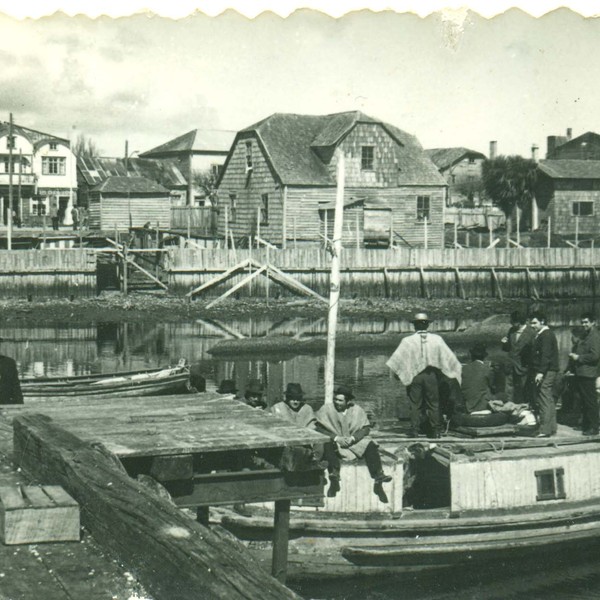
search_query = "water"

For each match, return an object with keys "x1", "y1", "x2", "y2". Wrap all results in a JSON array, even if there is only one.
[{"x1": 4, "y1": 307, "x2": 600, "y2": 599}]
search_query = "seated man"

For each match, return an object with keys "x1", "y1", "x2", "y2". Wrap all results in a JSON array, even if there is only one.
[
  {"x1": 243, "y1": 379, "x2": 267, "y2": 409},
  {"x1": 461, "y1": 343, "x2": 496, "y2": 413},
  {"x1": 217, "y1": 379, "x2": 237, "y2": 396},
  {"x1": 271, "y1": 383, "x2": 316, "y2": 428},
  {"x1": 316, "y1": 385, "x2": 392, "y2": 500}
]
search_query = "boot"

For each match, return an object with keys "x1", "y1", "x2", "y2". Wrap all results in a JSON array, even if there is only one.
[
  {"x1": 373, "y1": 482, "x2": 389, "y2": 503},
  {"x1": 327, "y1": 474, "x2": 340, "y2": 498},
  {"x1": 374, "y1": 472, "x2": 392, "y2": 484}
]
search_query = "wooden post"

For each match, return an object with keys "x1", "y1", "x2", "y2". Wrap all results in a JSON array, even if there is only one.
[
  {"x1": 324, "y1": 152, "x2": 345, "y2": 405},
  {"x1": 187, "y1": 207, "x2": 191, "y2": 242},
  {"x1": 576, "y1": 215, "x2": 579, "y2": 247},
  {"x1": 123, "y1": 244, "x2": 128, "y2": 295},
  {"x1": 156, "y1": 222, "x2": 160, "y2": 248},
  {"x1": 454, "y1": 221, "x2": 458, "y2": 248},
  {"x1": 548, "y1": 216, "x2": 551, "y2": 248},
  {"x1": 516, "y1": 208, "x2": 521, "y2": 247},
  {"x1": 282, "y1": 185, "x2": 287, "y2": 249},
  {"x1": 324, "y1": 211, "x2": 328, "y2": 250},
  {"x1": 355, "y1": 211, "x2": 360, "y2": 248},
  {"x1": 466, "y1": 231, "x2": 470, "y2": 248},
  {"x1": 225, "y1": 206, "x2": 229, "y2": 248},
  {"x1": 256, "y1": 206, "x2": 261, "y2": 248},
  {"x1": 293, "y1": 216, "x2": 297, "y2": 249},
  {"x1": 488, "y1": 219, "x2": 492, "y2": 247},
  {"x1": 424, "y1": 216, "x2": 428, "y2": 249},
  {"x1": 7, "y1": 112, "x2": 13, "y2": 250},
  {"x1": 389, "y1": 211, "x2": 394, "y2": 248},
  {"x1": 266, "y1": 245, "x2": 270, "y2": 304},
  {"x1": 272, "y1": 499, "x2": 290, "y2": 583}
]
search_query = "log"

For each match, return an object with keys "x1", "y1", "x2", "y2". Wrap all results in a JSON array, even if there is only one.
[{"x1": 12, "y1": 414, "x2": 300, "y2": 600}]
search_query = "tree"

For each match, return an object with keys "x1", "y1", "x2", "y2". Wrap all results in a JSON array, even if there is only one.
[
  {"x1": 482, "y1": 155, "x2": 537, "y2": 240},
  {"x1": 192, "y1": 168, "x2": 219, "y2": 207},
  {"x1": 72, "y1": 133, "x2": 102, "y2": 159}
]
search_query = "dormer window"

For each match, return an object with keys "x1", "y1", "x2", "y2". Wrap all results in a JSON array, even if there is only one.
[
  {"x1": 50, "y1": 142, "x2": 58, "y2": 150},
  {"x1": 245, "y1": 142, "x2": 253, "y2": 171},
  {"x1": 361, "y1": 146, "x2": 374, "y2": 171}
]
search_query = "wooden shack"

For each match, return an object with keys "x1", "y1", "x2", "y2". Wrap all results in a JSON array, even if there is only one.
[
  {"x1": 216, "y1": 111, "x2": 447, "y2": 248},
  {"x1": 88, "y1": 175, "x2": 172, "y2": 231}
]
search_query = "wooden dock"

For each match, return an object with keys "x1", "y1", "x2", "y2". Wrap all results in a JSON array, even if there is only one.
[{"x1": 2, "y1": 393, "x2": 328, "y2": 598}]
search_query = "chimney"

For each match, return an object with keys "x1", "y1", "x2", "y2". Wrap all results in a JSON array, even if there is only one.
[
  {"x1": 489, "y1": 140, "x2": 497, "y2": 160},
  {"x1": 547, "y1": 135, "x2": 557, "y2": 158},
  {"x1": 531, "y1": 144, "x2": 539, "y2": 163},
  {"x1": 566, "y1": 128, "x2": 572, "y2": 140}
]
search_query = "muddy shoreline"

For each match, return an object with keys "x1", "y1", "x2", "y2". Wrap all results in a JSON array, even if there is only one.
[{"x1": 0, "y1": 292, "x2": 535, "y2": 326}]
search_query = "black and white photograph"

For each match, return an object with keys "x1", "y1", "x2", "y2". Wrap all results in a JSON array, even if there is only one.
[{"x1": 1, "y1": 1, "x2": 600, "y2": 598}]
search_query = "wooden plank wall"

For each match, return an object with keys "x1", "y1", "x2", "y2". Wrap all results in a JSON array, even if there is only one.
[
  {"x1": 450, "y1": 449, "x2": 600, "y2": 512},
  {"x1": 170, "y1": 207, "x2": 215, "y2": 233},
  {"x1": 99, "y1": 197, "x2": 171, "y2": 231},
  {"x1": 165, "y1": 247, "x2": 600, "y2": 299},
  {"x1": 0, "y1": 249, "x2": 96, "y2": 299}
]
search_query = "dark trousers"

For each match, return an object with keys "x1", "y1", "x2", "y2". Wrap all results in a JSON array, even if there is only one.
[
  {"x1": 51, "y1": 217, "x2": 59, "y2": 230},
  {"x1": 407, "y1": 368, "x2": 440, "y2": 435},
  {"x1": 576, "y1": 376, "x2": 599, "y2": 434},
  {"x1": 512, "y1": 370, "x2": 529, "y2": 404},
  {"x1": 532, "y1": 370, "x2": 557, "y2": 436},
  {"x1": 322, "y1": 440, "x2": 383, "y2": 480}
]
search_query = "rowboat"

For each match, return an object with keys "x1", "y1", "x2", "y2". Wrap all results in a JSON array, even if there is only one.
[
  {"x1": 217, "y1": 424, "x2": 600, "y2": 581},
  {"x1": 21, "y1": 362, "x2": 191, "y2": 398}
]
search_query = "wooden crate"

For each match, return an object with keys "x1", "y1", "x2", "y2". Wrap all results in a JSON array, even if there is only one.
[{"x1": 0, "y1": 485, "x2": 80, "y2": 545}]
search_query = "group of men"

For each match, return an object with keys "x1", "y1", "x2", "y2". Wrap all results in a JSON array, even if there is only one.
[{"x1": 386, "y1": 309, "x2": 600, "y2": 439}]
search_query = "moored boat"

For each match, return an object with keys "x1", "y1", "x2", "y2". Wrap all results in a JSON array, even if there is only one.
[
  {"x1": 217, "y1": 425, "x2": 600, "y2": 580},
  {"x1": 21, "y1": 361, "x2": 192, "y2": 398}
]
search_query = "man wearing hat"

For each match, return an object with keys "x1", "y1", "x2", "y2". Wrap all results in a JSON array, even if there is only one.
[
  {"x1": 217, "y1": 379, "x2": 237, "y2": 395},
  {"x1": 0, "y1": 348, "x2": 22, "y2": 405},
  {"x1": 461, "y1": 343, "x2": 496, "y2": 413},
  {"x1": 386, "y1": 311, "x2": 461, "y2": 438},
  {"x1": 271, "y1": 383, "x2": 316, "y2": 428},
  {"x1": 316, "y1": 385, "x2": 392, "y2": 500},
  {"x1": 243, "y1": 379, "x2": 267, "y2": 409}
]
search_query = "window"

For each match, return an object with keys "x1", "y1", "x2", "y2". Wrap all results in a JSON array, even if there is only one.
[
  {"x1": 468, "y1": 157, "x2": 476, "y2": 164},
  {"x1": 361, "y1": 146, "x2": 374, "y2": 170},
  {"x1": 229, "y1": 193, "x2": 237, "y2": 222},
  {"x1": 417, "y1": 195, "x2": 430, "y2": 221},
  {"x1": 245, "y1": 142, "x2": 253, "y2": 170},
  {"x1": 42, "y1": 156, "x2": 66, "y2": 175},
  {"x1": 260, "y1": 193, "x2": 269, "y2": 226},
  {"x1": 2, "y1": 158, "x2": 14, "y2": 174},
  {"x1": 535, "y1": 468, "x2": 566, "y2": 501},
  {"x1": 31, "y1": 197, "x2": 48, "y2": 216},
  {"x1": 573, "y1": 201, "x2": 593, "y2": 216},
  {"x1": 211, "y1": 164, "x2": 222, "y2": 179},
  {"x1": 49, "y1": 142, "x2": 57, "y2": 150}
]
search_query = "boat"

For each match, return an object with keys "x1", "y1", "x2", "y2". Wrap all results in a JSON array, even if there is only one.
[
  {"x1": 21, "y1": 360, "x2": 192, "y2": 398},
  {"x1": 216, "y1": 424, "x2": 600, "y2": 581}
]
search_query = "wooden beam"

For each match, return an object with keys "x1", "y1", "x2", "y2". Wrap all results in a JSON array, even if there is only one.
[
  {"x1": 453, "y1": 267, "x2": 466, "y2": 299},
  {"x1": 12, "y1": 414, "x2": 300, "y2": 600},
  {"x1": 419, "y1": 266, "x2": 431, "y2": 299},
  {"x1": 125, "y1": 255, "x2": 168, "y2": 290},
  {"x1": 265, "y1": 263, "x2": 328, "y2": 303},
  {"x1": 490, "y1": 267, "x2": 504, "y2": 301},
  {"x1": 186, "y1": 258, "x2": 251, "y2": 298},
  {"x1": 525, "y1": 267, "x2": 540, "y2": 300},
  {"x1": 205, "y1": 266, "x2": 267, "y2": 309},
  {"x1": 272, "y1": 500, "x2": 291, "y2": 583}
]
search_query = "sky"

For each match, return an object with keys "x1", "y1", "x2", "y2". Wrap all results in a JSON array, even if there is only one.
[{"x1": 0, "y1": 1, "x2": 599, "y2": 158}]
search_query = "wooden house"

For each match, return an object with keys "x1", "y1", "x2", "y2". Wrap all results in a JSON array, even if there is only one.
[
  {"x1": 536, "y1": 159, "x2": 600, "y2": 238},
  {"x1": 216, "y1": 111, "x2": 447, "y2": 248},
  {"x1": 546, "y1": 129, "x2": 600, "y2": 160},
  {"x1": 426, "y1": 147, "x2": 486, "y2": 207},
  {"x1": 87, "y1": 176, "x2": 172, "y2": 231}
]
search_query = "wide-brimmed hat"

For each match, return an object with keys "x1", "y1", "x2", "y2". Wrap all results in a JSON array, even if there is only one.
[
  {"x1": 245, "y1": 379, "x2": 264, "y2": 397},
  {"x1": 334, "y1": 385, "x2": 354, "y2": 401},
  {"x1": 470, "y1": 343, "x2": 488, "y2": 360},
  {"x1": 412, "y1": 311, "x2": 430, "y2": 323},
  {"x1": 285, "y1": 383, "x2": 304, "y2": 401},
  {"x1": 217, "y1": 379, "x2": 237, "y2": 394}
]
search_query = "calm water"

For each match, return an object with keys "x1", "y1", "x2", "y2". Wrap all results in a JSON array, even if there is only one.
[{"x1": 4, "y1": 305, "x2": 599, "y2": 599}]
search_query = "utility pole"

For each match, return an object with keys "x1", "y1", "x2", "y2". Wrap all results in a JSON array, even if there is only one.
[{"x1": 7, "y1": 113, "x2": 13, "y2": 250}]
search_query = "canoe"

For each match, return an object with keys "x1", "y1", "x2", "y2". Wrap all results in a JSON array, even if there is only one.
[
  {"x1": 217, "y1": 428, "x2": 600, "y2": 580},
  {"x1": 21, "y1": 363, "x2": 191, "y2": 398}
]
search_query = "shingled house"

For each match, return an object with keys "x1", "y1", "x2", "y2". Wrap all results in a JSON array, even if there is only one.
[
  {"x1": 545, "y1": 129, "x2": 600, "y2": 160},
  {"x1": 425, "y1": 147, "x2": 486, "y2": 206},
  {"x1": 216, "y1": 111, "x2": 447, "y2": 248}
]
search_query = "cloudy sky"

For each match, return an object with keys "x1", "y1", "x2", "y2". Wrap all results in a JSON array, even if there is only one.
[{"x1": 0, "y1": 1, "x2": 598, "y2": 158}]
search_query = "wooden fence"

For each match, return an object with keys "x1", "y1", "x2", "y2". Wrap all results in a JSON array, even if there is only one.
[
  {"x1": 0, "y1": 249, "x2": 97, "y2": 299},
  {"x1": 165, "y1": 247, "x2": 600, "y2": 300},
  {"x1": 170, "y1": 207, "x2": 216, "y2": 235}
]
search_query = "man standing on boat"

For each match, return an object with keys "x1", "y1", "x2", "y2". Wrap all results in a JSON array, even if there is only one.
[
  {"x1": 568, "y1": 313, "x2": 600, "y2": 436},
  {"x1": 0, "y1": 348, "x2": 23, "y2": 405},
  {"x1": 501, "y1": 310, "x2": 535, "y2": 404},
  {"x1": 386, "y1": 312, "x2": 462, "y2": 438},
  {"x1": 529, "y1": 311, "x2": 559, "y2": 438}
]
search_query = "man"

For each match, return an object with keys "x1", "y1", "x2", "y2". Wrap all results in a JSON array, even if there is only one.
[
  {"x1": 243, "y1": 379, "x2": 267, "y2": 409},
  {"x1": 386, "y1": 311, "x2": 462, "y2": 438},
  {"x1": 461, "y1": 343, "x2": 496, "y2": 413},
  {"x1": 529, "y1": 311, "x2": 560, "y2": 437},
  {"x1": 271, "y1": 382, "x2": 316, "y2": 428},
  {"x1": 0, "y1": 350, "x2": 23, "y2": 405},
  {"x1": 316, "y1": 385, "x2": 392, "y2": 500},
  {"x1": 568, "y1": 313, "x2": 600, "y2": 436},
  {"x1": 501, "y1": 310, "x2": 535, "y2": 404}
]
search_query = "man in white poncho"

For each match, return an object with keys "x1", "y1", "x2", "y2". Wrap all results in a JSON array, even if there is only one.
[{"x1": 386, "y1": 312, "x2": 462, "y2": 438}]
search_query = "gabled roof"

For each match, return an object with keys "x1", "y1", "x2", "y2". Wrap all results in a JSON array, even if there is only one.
[
  {"x1": 0, "y1": 122, "x2": 69, "y2": 146},
  {"x1": 547, "y1": 131, "x2": 600, "y2": 158},
  {"x1": 92, "y1": 176, "x2": 169, "y2": 194},
  {"x1": 425, "y1": 147, "x2": 486, "y2": 170},
  {"x1": 233, "y1": 111, "x2": 445, "y2": 187},
  {"x1": 78, "y1": 156, "x2": 187, "y2": 188},
  {"x1": 538, "y1": 159, "x2": 600, "y2": 179},
  {"x1": 140, "y1": 129, "x2": 236, "y2": 157}
]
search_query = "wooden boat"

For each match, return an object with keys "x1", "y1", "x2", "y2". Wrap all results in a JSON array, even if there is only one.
[
  {"x1": 21, "y1": 362, "x2": 191, "y2": 398},
  {"x1": 217, "y1": 425, "x2": 600, "y2": 581}
]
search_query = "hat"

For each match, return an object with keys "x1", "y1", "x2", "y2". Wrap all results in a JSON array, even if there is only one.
[
  {"x1": 245, "y1": 379, "x2": 264, "y2": 397},
  {"x1": 412, "y1": 311, "x2": 430, "y2": 323},
  {"x1": 470, "y1": 343, "x2": 488, "y2": 360},
  {"x1": 217, "y1": 379, "x2": 237, "y2": 394},
  {"x1": 334, "y1": 385, "x2": 354, "y2": 401},
  {"x1": 285, "y1": 383, "x2": 304, "y2": 401}
]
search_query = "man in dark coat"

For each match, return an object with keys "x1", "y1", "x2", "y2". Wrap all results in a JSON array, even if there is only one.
[
  {"x1": 568, "y1": 313, "x2": 600, "y2": 436},
  {"x1": 461, "y1": 343, "x2": 496, "y2": 413},
  {"x1": 501, "y1": 310, "x2": 535, "y2": 404},
  {"x1": 529, "y1": 311, "x2": 559, "y2": 437},
  {"x1": 0, "y1": 353, "x2": 23, "y2": 404}
]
